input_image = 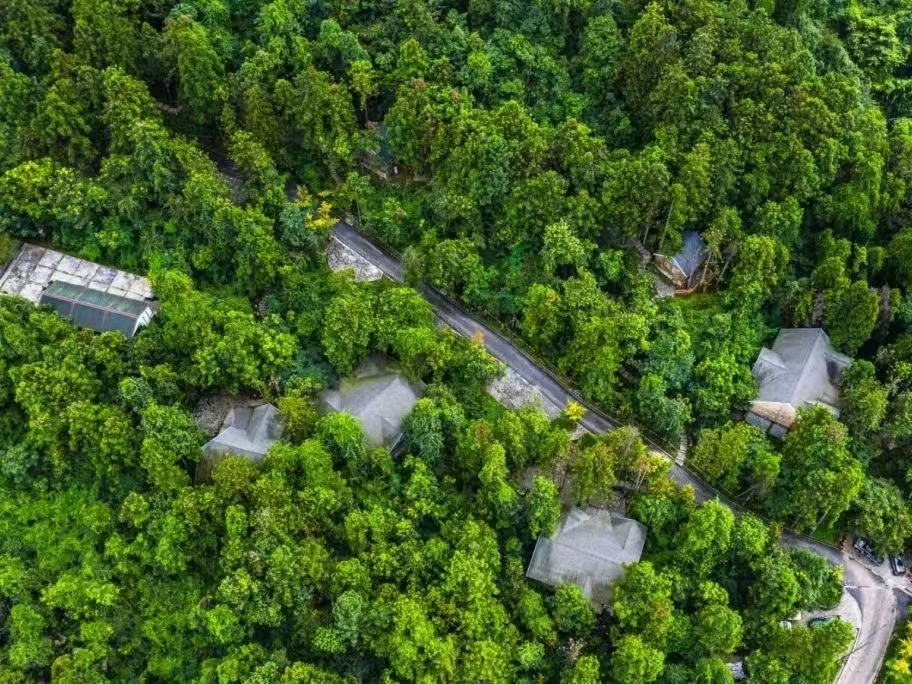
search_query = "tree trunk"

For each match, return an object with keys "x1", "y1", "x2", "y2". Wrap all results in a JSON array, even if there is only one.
[{"x1": 719, "y1": 247, "x2": 737, "y2": 282}]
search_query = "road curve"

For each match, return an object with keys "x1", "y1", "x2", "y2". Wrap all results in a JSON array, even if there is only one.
[
  {"x1": 206, "y1": 154, "x2": 896, "y2": 684},
  {"x1": 784, "y1": 535, "x2": 903, "y2": 684},
  {"x1": 331, "y1": 220, "x2": 901, "y2": 684}
]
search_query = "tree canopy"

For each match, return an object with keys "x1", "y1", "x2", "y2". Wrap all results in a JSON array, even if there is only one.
[{"x1": 0, "y1": 0, "x2": 906, "y2": 678}]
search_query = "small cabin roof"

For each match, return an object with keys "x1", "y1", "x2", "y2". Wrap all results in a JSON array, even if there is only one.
[{"x1": 672, "y1": 231, "x2": 708, "y2": 280}]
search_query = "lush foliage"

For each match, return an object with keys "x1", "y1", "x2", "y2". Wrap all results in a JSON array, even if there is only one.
[
  {"x1": 4, "y1": 0, "x2": 912, "y2": 541},
  {"x1": 0, "y1": 289, "x2": 851, "y2": 680},
  {"x1": 1, "y1": 0, "x2": 904, "y2": 678},
  {"x1": 884, "y1": 610, "x2": 912, "y2": 683}
]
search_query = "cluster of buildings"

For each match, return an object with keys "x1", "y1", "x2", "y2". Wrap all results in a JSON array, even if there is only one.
[
  {"x1": 1, "y1": 233, "x2": 851, "y2": 636},
  {"x1": 200, "y1": 356, "x2": 423, "y2": 475},
  {"x1": 523, "y1": 324, "x2": 853, "y2": 607},
  {"x1": 656, "y1": 231, "x2": 853, "y2": 435},
  {"x1": 524, "y1": 233, "x2": 854, "y2": 613}
]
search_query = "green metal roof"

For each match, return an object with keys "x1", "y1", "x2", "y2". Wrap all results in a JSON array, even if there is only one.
[{"x1": 40, "y1": 281, "x2": 151, "y2": 337}]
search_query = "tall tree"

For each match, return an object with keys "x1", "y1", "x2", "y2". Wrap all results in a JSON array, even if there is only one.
[
  {"x1": 164, "y1": 13, "x2": 226, "y2": 123},
  {"x1": 772, "y1": 407, "x2": 864, "y2": 532}
]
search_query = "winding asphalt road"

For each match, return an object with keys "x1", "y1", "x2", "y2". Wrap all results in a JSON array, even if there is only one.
[
  {"x1": 331, "y1": 220, "x2": 903, "y2": 684},
  {"x1": 207, "y1": 151, "x2": 897, "y2": 682},
  {"x1": 784, "y1": 535, "x2": 906, "y2": 684},
  {"x1": 334, "y1": 222, "x2": 743, "y2": 500}
]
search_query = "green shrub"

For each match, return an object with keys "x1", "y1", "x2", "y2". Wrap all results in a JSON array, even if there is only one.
[{"x1": 0, "y1": 232, "x2": 15, "y2": 265}]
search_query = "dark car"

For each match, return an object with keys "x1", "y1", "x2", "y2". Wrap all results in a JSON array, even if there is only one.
[
  {"x1": 890, "y1": 554, "x2": 906, "y2": 576},
  {"x1": 854, "y1": 537, "x2": 884, "y2": 565},
  {"x1": 808, "y1": 617, "x2": 838, "y2": 628}
]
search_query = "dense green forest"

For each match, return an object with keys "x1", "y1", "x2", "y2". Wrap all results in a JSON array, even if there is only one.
[
  {"x1": 1, "y1": 0, "x2": 912, "y2": 680},
  {"x1": 0, "y1": 287, "x2": 853, "y2": 680}
]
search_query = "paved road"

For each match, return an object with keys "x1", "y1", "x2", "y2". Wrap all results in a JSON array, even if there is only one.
[
  {"x1": 785, "y1": 536, "x2": 905, "y2": 684},
  {"x1": 331, "y1": 220, "x2": 902, "y2": 684},
  {"x1": 841, "y1": 579, "x2": 902, "y2": 683},
  {"x1": 208, "y1": 154, "x2": 898, "y2": 683},
  {"x1": 334, "y1": 223, "x2": 729, "y2": 501}
]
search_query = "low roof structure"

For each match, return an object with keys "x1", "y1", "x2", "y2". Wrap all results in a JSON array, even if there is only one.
[
  {"x1": 654, "y1": 231, "x2": 708, "y2": 290},
  {"x1": 199, "y1": 403, "x2": 284, "y2": 479},
  {"x1": 320, "y1": 357, "x2": 422, "y2": 448},
  {"x1": 359, "y1": 121, "x2": 397, "y2": 179},
  {"x1": 526, "y1": 507, "x2": 647, "y2": 608},
  {"x1": 40, "y1": 281, "x2": 154, "y2": 338},
  {"x1": 748, "y1": 328, "x2": 852, "y2": 433},
  {"x1": 727, "y1": 660, "x2": 746, "y2": 681},
  {"x1": 0, "y1": 244, "x2": 155, "y2": 337}
]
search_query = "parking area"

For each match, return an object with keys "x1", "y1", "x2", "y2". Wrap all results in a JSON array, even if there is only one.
[
  {"x1": 851, "y1": 538, "x2": 912, "y2": 594},
  {"x1": 802, "y1": 587, "x2": 863, "y2": 635}
]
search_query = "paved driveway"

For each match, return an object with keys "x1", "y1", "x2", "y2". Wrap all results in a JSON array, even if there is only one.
[{"x1": 786, "y1": 536, "x2": 904, "y2": 684}]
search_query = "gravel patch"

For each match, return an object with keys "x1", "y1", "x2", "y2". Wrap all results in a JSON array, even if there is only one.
[
  {"x1": 192, "y1": 395, "x2": 261, "y2": 436},
  {"x1": 327, "y1": 237, "x2": 383, "y2": 281},
  {"x1": 488, "y1": 366, "x2": 563, "y2": 419},
  {"x1": 570, "y1": 423, "x2": 592, "y2": 441}
]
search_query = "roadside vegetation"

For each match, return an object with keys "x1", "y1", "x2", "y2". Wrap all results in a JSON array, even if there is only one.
[
  {"x1": 1, "y1": 0, "x2": 911, "y2": 679},
  {"x1": 883, "y1": 609, "x2": 912, "y2": 683},
  {"x1": 0, "y1": 288, "x2": 849, "y2": 681}
]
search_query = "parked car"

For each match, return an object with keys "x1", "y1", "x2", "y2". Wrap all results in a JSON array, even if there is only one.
[
  {"x1": 808, "y1": 616, "x2": 838, "y2": 628},
  {"x1": 890, "y1": 554, "x2": 906, "y2": 576},
  {"x1": 854, "y1": 537, "x2": 884, "y2": 565}
]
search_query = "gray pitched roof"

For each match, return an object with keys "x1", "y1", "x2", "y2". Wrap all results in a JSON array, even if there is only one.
[
  {"x1": 752, "y1": 328, "x2": 852, "y2": 413},
  {"x1": 320, "y1": 358, "x2": 423, "y2": 447},
  {"x1": 202, "y1": 403, "x2": 284, "y2": 464},
  {"x1": 654, "y1": 231, "x2": 708, "y2": 288},
  {"x1": 673, "y1": 231, "x2": 708, "y2": 280},
  {"x1": 526, "y1": 508, "x2": 647, "y2": 607}
]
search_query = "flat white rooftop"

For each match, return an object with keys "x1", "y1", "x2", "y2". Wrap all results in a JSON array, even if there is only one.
[{"x1": 0, "y1": 244, "x2": 153, "y2": 305}]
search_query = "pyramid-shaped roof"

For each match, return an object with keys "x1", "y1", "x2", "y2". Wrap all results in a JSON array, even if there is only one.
[
  {"x1": 526, "y1": 508, "x2": 647, "y2": 607},
  {"x1": 320, "y1": 357, "x2": 423, "y2": 447},
  {"x1": 752, "y1": 328, "x2": 852, "y2": 415},
  {"x1": 202, "y1": 403, "x2": 283, "y2": 464}
]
